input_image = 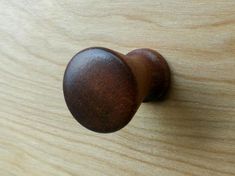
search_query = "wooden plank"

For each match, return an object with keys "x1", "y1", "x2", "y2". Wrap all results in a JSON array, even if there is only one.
[{"x1": 0, "y1": 0, "x2": 235, "y2": 175}]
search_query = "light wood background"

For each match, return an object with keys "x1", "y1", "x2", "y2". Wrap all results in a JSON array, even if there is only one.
[{"x1": 0, "y1": 0, "x2": 235, "y2": 176}]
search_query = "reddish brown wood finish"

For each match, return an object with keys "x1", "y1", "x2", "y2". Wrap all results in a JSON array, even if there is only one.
[{"x1": 63, "y1": 47, "x2": 170, "y2": 133}]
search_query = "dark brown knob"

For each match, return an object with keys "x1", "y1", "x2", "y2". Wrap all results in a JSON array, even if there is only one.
[{"x1": 63, "y1": 47, "x2": 170, "y2": 133}]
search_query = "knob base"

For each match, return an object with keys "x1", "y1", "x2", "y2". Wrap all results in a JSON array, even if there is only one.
[{"x1": 127, "y1": 49, "x2": 170, "y2": 102}]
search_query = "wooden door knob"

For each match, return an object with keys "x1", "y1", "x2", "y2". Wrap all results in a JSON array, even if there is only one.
[{"x1": 63, "y1": 47, "x2": 170, "y2": 133}]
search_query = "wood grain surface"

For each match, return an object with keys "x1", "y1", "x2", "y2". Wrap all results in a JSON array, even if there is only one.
[{"x1": 0, "y1": 0, "x2": 235, "y2": 176}]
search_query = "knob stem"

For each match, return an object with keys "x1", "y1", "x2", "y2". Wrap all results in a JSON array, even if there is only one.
[{"x1": 126, "y1": 48, "x2": 170, "y2": 102}]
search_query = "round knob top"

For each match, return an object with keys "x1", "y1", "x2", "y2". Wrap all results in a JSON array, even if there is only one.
[
  {"x1": 63, "y1": 47, "x2": 170, "y2": 133},
  {"x1": 63, "y1": 48, "x2": 139, "y2": 133}
]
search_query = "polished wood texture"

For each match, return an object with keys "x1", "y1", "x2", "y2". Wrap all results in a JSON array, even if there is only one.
[
  {"x1": 0, "y1": 0, "x2": 235, "y2": 175},
  {"x1": 63, "y1": 47, "x2": 170, "y2": 133}
]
